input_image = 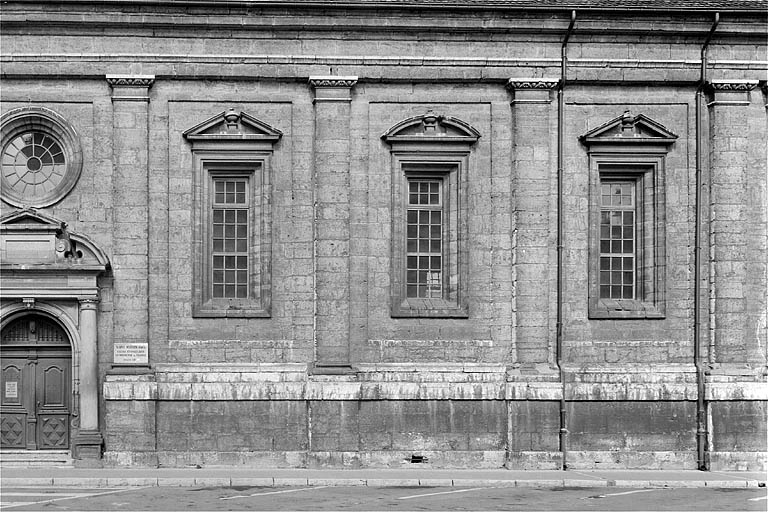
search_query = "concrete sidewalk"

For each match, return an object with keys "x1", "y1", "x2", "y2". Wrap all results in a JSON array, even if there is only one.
[{"x1": 0, "y1": 467, "x2": 765, "y2": 489}]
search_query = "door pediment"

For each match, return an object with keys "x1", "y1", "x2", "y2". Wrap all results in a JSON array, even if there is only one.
[{"x1": 0, "y1": 208, "x2": 109, "y2": 273}]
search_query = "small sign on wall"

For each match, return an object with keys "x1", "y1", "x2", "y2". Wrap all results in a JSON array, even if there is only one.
[
  {"x1": 113, "y1": 343, "x2": 149, "y2": 365},
  {"x1": 5, "y1": 381, "x2": 18, "y2": 399}
]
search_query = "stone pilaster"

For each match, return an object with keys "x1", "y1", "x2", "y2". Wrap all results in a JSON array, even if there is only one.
[
  {"x1": 72, "y1": 298, "x2": 103, "y2": 461},
  {"x1": 706, "y1": 79, "x2": 764, "y2": 366},
  {"x1": 107, "y1": 75, "x2": 153, "y2": 367},
  {"x1": 506, "y1": 78, "x2": 559, "y2": 365},
  {"x1": 309, "y1": 76, "x2": 357, "y2": 374}
]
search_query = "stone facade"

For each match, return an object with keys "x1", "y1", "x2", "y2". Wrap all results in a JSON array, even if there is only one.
[{"x1": 0, "y1": 1, "x2": 766, "y2": 470}]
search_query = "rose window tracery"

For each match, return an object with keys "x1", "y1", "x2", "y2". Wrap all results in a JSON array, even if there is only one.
[{"x1": 0, "y1": 107, "x2": 82, "y2": 208}]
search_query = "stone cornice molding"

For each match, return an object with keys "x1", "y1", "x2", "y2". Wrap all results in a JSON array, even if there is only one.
[
  {"x1": 707, "y1": 79, "x2": 759, "y2": 91},
  {"x1": 106, "y1": 75, "x2": 155, "y2": 88},
  {"x1": 506, "y1": 78, "x2": 560, "y2": 90},
  {"x1": 308, "y1": 76, "x2": 358, "y2": 88}
]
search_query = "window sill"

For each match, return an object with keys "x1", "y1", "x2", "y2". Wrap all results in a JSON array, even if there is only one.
[
  {"x1": 589, "y1": 299, "x2": 664, "y2": 320},
  {"x1": 391, "y1": 298, "x2": 468, "y2": 318},
  {"x1": 193, "y1": 301, "x2": 270, "y2": 318}
]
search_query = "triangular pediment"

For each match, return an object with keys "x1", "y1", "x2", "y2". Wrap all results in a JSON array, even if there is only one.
[
  {"x1": 382, "y1": 110, "x2": 481, "y2": 145},
  {"x1": 183, "y1": 109, "x2": 283, "y2": 142},
  {"x1": 1, "y1": 208, "x2": 110, "y2": 269},
  {"x1": 580, "y1": 111, "x2": 678, "y2": 146}
]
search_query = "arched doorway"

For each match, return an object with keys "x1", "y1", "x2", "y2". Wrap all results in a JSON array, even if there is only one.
[{"x1": 1, "y1": 313, "x2": 72, "y2": 450}]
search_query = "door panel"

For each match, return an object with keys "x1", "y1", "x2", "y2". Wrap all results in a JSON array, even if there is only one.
[
  {"x1": 36, "y1": 357, "x2": 70, "y2": 449},
  {"x1": 1, "y1": 357, "x2": 31, "y2": 448}
]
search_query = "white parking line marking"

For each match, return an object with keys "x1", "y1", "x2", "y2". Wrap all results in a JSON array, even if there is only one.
[
  {"x1": 398, "y1": 487, "x2": 488, "y2": 500},
  {"x1": 220, "y1": 486, "x2": 329, "y2": 500},
  {"x1": 0, "y1": 487, "x2": 145, "y2": 510},
  {"x1": 1, "y1": 493, "x2": 83, "y2": 497},
  {"x1": 582, "y1": 488, "x2": 664, "y2": 500},
  {"x1": 747, "y1": 495, "x2": 767, "y2": 501}
]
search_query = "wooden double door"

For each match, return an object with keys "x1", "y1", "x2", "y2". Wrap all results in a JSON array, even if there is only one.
[{"x1": 1, "y1": 315, "x2": 72, "y2": 450}]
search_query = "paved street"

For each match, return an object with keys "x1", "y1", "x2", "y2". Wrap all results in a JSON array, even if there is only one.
[{"x1": 1, "y1": 485, "x2": 766, "y2": 511}]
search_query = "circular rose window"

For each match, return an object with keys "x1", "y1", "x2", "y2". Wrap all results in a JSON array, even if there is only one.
[{"x1": 1, "y1": 107, "x2": 83, "y2": 208}]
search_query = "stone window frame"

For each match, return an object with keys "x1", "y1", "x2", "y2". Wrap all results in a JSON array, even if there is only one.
[
  {"x1": 581, "y1": 112, "x2": 676, "y2": 319},
  {"x1": 183, "y1": 110, "x2": 281, "y2": 318},
  {"x1": 383, "y1": 111, "x2": 480, "y2": 318},
  {"x1": 588, "y1": 155, "x2": 665, "y2": 319},
  {"x1": 0, "y1": 106, "x2": 83, "y2": 208}
]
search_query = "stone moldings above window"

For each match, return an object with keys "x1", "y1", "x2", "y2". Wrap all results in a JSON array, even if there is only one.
[
  {"x1": 382, "y1": 110, "x2": 481, "y2": 148},
  {"x1": 183, "y1": 109, "x2": 282, "y2": 318},
  {"x1": 580, "y1": 112, "x2": 677, "y2": 320},
  {"x1": 383, "y1": 111, "x2": 480, "y2": 318},
  {"x1": 580, "y1": 111, "x2": 678, "y2": 149},
  {"x1": 0, "y1": 107, "x2": 83, "y2": 208}
]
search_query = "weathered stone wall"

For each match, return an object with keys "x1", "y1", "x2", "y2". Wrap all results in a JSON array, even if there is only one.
[{"x1": 1, "y1": 2, "x2": 766, "y2": 470}]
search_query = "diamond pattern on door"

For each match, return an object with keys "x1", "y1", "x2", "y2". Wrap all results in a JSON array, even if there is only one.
[
  {"x1": 0, "y1": 414, "x2": 25, "y2": 447},
  {"x1": 40, "y1": 416, "x2": 68, "y2": 448}
]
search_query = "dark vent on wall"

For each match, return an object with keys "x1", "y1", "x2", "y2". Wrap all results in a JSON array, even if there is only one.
[{"x1": 408, "y1": 454, "x2": 428, "y2": 464}]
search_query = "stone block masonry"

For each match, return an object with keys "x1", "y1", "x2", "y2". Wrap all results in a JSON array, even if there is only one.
[{"x1": 1, "y1": 1, "x2": 766, "y2": 471}]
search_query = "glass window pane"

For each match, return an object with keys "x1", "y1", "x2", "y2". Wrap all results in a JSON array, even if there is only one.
[
  {"x1": 237, "y1": 286, "x2": 248, "y2": 298},
  {"x1": 407, "y1": 210, "x2": 417, "y2": 223},
  {"x1": 236, "y1": 256, "x2": 248, "y2": 269},
  {"x1": 407, "y1": 239, "x2": 417, "y2": 251},
  {"x1": 430, "y1": 239, "x2": 441, "y2": 252},
  {"x1": 600, "y1": 285, "x2": 610, "y2": 298}
]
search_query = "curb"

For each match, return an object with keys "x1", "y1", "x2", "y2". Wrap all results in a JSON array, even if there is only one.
[{"x1": 1, "y1": 477, "x2": 764, "y2": 489}]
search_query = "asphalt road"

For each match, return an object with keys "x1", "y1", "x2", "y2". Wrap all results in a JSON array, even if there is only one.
[{"x1": 1, "y1": 485, "x2": 765, "y2": 511}]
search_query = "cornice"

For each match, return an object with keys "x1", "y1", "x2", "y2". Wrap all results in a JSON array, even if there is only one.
[
  {"x1": 106, "y1": 75, "x2": 156, "y2": 87},
  {"x1": 506, "y1": 78, "x2": 560, "y2": 90}
]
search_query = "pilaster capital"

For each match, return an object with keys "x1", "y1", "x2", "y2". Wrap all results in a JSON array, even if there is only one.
[
  {"x1": 79, "y1": 298, "x2": 99, "y2": 310},
  {"x1": 707, "y1": 79, "x2": 759, "y2": 92},
  {"x1": 309, "y1": 76, "x2": 358, "y2": 88},
  {"x1": 107, "y1": 75, "x2": 155, "y2": 102},
  {"x1": 706, "y1": 79, "x2": 760, "y2": 107},
  {"x1": 506, "y1": 78, "x2": 560, "y2": 91},
  {"x1": 506, "y1": 78, "x2": 559, "y2": 104},
  {"x1": 309, "y1": 76, "x2": 358, "y2": 103}
]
